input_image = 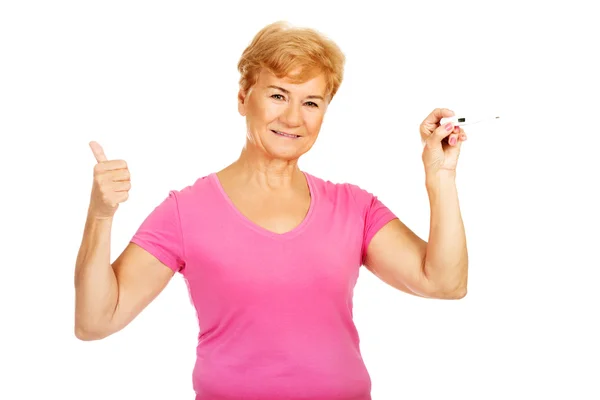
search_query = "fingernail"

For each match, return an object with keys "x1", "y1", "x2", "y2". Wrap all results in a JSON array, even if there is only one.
[
  {"x1": 449, "y1": 136, "x2": 457, "y2": 145},
  {"x1": 445, "y1": 123, "x2": 453, "y2": 131}
]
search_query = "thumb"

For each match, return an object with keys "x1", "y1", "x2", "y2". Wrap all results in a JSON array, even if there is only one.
[
  {"x1": 89, "y1": 141, "x2": 108, "y2": 163},
  {"x1": 420, "y1": 108, "x2": 455, "y2": 138}
]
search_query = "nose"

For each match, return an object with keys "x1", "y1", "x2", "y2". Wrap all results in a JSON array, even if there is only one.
[{"x1": 280, "y1": 103, "x2": 302, "y2": 127}]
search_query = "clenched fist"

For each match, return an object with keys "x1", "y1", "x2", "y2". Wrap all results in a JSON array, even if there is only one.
[{"x1": 89, "y1": 141, "x2": 131, "y2": 219}]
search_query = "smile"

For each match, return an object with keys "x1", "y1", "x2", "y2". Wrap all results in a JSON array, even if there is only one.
[{"x1": 271, "y1": 130, "x2": 301, "y2": 139}]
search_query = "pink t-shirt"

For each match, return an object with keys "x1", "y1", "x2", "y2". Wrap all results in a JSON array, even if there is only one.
[{"x1": 130, "y1": 172, "x2": 397, "y2": 400}]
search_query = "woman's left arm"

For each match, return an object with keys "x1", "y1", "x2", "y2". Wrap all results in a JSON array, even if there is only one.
[{"x1": 364, "y1": 108, "x2": 468, "y2": 300}]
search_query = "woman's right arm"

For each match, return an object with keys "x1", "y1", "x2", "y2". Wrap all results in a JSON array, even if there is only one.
[
  {"x1": 74, "y1": 216, "x2": 174, "y2": 340},
  {"x1": 74, "y1": 142, "x2": 175, "y2": 341}
]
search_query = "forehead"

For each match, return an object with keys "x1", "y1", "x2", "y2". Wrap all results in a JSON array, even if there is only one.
[{"x1": 257, "y1": 68, "x2": 327, "y2": 96}]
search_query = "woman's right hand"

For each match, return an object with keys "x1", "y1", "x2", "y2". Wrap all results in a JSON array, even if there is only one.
[{"x1": 88, "y1": 141, "x2": 131, "y2": 219}]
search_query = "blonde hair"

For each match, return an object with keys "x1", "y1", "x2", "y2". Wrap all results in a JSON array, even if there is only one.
[{"x1": 237, "y1": 21, "x2": 345, "y2": 101}]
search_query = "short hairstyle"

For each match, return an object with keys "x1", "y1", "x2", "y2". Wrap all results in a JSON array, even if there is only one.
[{"x1": 237, "y1": 21, "x2": 346, "y2": 101}]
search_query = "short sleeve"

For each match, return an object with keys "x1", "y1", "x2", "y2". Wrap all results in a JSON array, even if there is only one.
[
  {"x1": 349, "y1": 185, "x2": 398, "y2": 263},
  {"x1": 130, "y1": 190, "x2": 186, "y2": 273}
]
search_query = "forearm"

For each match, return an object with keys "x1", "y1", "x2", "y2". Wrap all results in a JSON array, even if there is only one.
[
  {"x1": 423, "y1": 172, "x2": 468, "y2": 297},
  {"x1": 74, "y1": 210, "x2": 119, "y2": 339}
]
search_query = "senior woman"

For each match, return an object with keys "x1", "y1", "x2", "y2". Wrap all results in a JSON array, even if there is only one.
[{"x1": 74, "y1": 21, "x2": 468, "y2": 400}]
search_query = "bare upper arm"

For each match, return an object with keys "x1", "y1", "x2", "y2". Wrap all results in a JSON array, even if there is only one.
[
  {"x1": 363, "y1": 218, "x2": 435, "y2": 298},
  {"x1": 108, "y1": 242, "x2": 176, "y2": 333}
]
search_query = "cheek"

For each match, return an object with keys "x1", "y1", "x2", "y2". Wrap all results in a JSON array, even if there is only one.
[
  {"x1": 305, "y1": 113, "x2": 324, "y2": 134},
  {"x1": 265, "y1": 107, "x2": 282, "y2": 122},
  {"x1": 256, "y1": 103, "x2": 283, "y2": 126},
  {"x1": 246, "y1": 103, "x2": 270, "y2": 130}
]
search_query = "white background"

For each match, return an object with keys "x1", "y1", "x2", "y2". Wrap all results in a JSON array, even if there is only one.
[{"x1": 1, "y1": 1, "x2": 598, "y2": 399}]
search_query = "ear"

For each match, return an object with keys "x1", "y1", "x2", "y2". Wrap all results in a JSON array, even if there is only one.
[{"x1": 237, "y1": 88, "x2": 247, "y2": 116}]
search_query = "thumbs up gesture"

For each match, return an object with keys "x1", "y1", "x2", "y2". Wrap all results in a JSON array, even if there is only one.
[{"x1": 88, "y1": 141, "x2": 131, "y2": 219}]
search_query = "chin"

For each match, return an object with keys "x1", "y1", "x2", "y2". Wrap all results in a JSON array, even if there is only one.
[
  {"x1": 261, "y1": 134, "x2": 311, "y2": 160},
  {"x1": 266, "y1": 146, "x2": 306, "y2": 161}
]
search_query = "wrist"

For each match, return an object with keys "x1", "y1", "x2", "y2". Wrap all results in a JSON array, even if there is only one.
[
  {"x1": 425, "y1": 170, "x2": 456, "y2": 189},
  {"x1": 87, "y1": 207, "x2": 115, "y2": 222}
]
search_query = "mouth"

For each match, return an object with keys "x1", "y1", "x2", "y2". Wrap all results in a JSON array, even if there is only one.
[{"x1": 271, "y1": 130, "x2": 301, "y2": 139}]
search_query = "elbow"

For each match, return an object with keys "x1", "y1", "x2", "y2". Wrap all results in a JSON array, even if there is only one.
[
  {"x1": 422, "y1": 260, "x2": 468, "y2": 300},
  {"x1": 437, "y1": 285, "x2": 467, "y2": 300},
  {"x1": 418, "y1": 283, "x2": 467, "y2": 300},
  {"x1": 74, "y1": 325, "x2": 108, "y2": 341},
  {"x1": 425, "y1": 280, "x2": 467, "y2": 300},
  {"x1": 74, "y1": 319, "x2": 113, "y2": 341},
  {"x1": 446, "y1": 287, "x2": 467, "y2": 299}
]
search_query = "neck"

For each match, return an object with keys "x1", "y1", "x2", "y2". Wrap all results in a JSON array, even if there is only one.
[{"x1": 223, "y1": 145, "x2": 304, "y2": 190}]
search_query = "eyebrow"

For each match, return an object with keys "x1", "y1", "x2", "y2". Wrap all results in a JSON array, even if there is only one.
[{"x1": 267, "y1": 85, "x2": 325, "y2": 101}]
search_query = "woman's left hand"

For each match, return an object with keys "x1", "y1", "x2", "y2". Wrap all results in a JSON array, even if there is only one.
[{"x1": 420, "y1": 108, "x2": 467, "y2": 176}]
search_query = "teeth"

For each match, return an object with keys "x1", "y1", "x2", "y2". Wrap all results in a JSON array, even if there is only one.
[{"x1": 273, "y1": 130, "x2": 299, "y2": 138}]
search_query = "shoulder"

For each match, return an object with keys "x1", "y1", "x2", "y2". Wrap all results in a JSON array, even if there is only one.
[
  {"x1": 305, "y1": 172, "x2": 377, "y2": 211},
  {"x1": 165, "y1": 173, "x2": 217, "y2": 204}
]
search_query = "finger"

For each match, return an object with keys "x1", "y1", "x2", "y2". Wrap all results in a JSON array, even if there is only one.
[
  {"x1": 89, "y1": 141, "x2": 108, "y2": 163},
  {"x1": 447, "y1": 133, "x2": 459, "y2": 146},
  {"x1": 454, "y1": 126, "x2": 467, "y2": 142},
  {"x1": 448, "y1": 126, "x2": 468, "y2": 145},
  {"x1": 95, "y1": 159, "x2": 128, "y2": 172},
  {"x1": 111, "y1": 168, "x2": 131, "y2": 182},
  {"x1": 420, "y1": 108, "x2": 455, "y2": 138},
  {"x1": 116, "y1": 192, "x2": 129, "y2": 203},
  {"x1": 113, "y1": 181, "x2": 131, "y2": 192},
  {"x1": 428, "y1": 120, "x2": 456, "y2": 143}
]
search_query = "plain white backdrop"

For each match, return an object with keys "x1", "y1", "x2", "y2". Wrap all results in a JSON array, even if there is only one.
[{"x1": 1, "y1": 1, "x2": 598, "y2": 399}]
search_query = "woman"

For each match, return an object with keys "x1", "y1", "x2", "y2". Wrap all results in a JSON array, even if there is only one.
[{"x1": 74, "y1": 21, "x2": 468, "y2": 400}]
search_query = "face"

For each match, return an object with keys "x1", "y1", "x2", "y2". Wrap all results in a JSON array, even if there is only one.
[{"x1": 238, "y1": 68, "x2": 329, "y2": 161}]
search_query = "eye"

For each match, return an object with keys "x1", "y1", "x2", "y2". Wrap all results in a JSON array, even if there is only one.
[
  {"x1": 305, "y1": 101, "x2": 318, "y2": 108},
  {"x1": 271, "y1": 94, "x2": 285, "y2": 100}
]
